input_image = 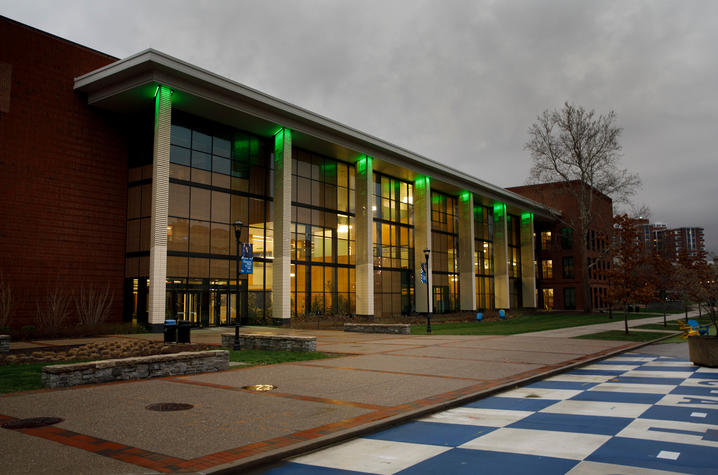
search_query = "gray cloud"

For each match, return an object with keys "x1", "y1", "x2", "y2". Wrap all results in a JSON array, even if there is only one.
[{"x1": 2, "y1": 0, "x2": 716, "y2": 253}]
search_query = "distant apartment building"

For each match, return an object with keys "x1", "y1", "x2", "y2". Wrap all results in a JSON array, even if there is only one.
[
  {"x1": 634, "y1": 219, "x2": 705, "y2": 261},
  {"x1": 662, "y1": 227, "x2": 705, "y2": 260},
  {"x1": 507, "y1": 181, "x2": 612, "y2": 311}
]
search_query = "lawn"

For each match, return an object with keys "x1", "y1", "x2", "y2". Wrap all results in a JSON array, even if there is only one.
[
  {"x1": 0, "y1": 361, "x2": 73, "y2": 394},
  {"x1": 410, "y1": 311, "x2": 672, "y2": 335},
  {"x1": 0, "y1": 350, "x2": 339, "y2": 395},
  {"x1": 574, "y1": 330, "x2": 675, "y2": 342}
]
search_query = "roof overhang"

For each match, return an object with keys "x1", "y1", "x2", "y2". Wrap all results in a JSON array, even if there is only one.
[{"x1": 74, "y1": 49, "x2": 559, "y2": 220}]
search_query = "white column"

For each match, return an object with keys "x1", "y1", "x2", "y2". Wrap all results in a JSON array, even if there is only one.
[
  {"x1": 413, "y1": 176, "x2": 432, "y2": 313},
  {"x1": 148, "y1": 85, "x2": 172, "y2": 328},
  {"x1": 355, "y1": 156, "x2": 374, "y2": 317},
  {"x1": 520, "y1": 212, "x2": 537, "y2": 308},
  {"x1": 458, "y1": 192, "x2": 476, "y2": 311},
  {"x1": 493, "y1": 202, "x2": 510, "y2": 310},
  {"x1": 272, "y1": 128, "x2": 292, "y2": 323}
]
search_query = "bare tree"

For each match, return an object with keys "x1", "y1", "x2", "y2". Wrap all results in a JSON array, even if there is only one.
[{"x1": 525, "y1": 102, "x2": 641, "y2": 312}]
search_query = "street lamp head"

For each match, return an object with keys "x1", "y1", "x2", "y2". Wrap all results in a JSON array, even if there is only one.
[
  {"x1": 423, "y1": 248, "x2": 430, "y2": 260},
  {"x1": 233, "y1": 220, "x2": 243, "y2": 240}
]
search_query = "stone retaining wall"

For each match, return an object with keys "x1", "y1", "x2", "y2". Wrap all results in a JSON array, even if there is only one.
[
  {"x1": 41, "y1": 350, "x2": 229, "y2": 389},
  {"x1": 344, "y1": 323, "x2": 410, "y2": 334},
  {"x1": 0, "y1": 335, "x2": 9, "y2": 352},
  {"x1": 221, "y1": 333, "x2": 316, "y2": 352}
]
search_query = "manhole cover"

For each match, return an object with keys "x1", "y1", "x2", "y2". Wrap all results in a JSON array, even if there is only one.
[
  {"x1": 242, "y1": 384, "x2": 277, "y2": 392},
  {"x1": 146, "y1": 403, "x2": 194, "y2": 412},
  {"x1": 2, "y1": 417, "x2": 64, "y2": 430}
]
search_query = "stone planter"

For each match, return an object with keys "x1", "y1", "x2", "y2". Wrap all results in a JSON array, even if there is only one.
[{"x1": 688, "y1": 336, "x2": 718, "y2": 367}]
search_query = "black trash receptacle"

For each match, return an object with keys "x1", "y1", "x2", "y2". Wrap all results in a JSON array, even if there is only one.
[
  {"x1": 164, "y1": 320, "x2": 177, "y2": 343},
  {"x1": 177, "y1": 320, "x2": 191, "y2": 344}
]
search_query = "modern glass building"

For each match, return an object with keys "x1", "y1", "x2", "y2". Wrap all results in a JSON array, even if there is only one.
[{"x1": 68, "y1": 49, "x2": 554, "y2": 328}]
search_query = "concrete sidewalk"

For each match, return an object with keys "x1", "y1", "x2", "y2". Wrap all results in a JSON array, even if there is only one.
[{"x1": 0, "y1": 316, "x2": 690, "y2": 474}]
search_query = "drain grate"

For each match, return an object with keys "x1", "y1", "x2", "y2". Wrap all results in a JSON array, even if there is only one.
[
  {"x1": 146, "y1": 403, "x2": 194, "y2": 412},
  {"x1": 2, "y1": 417, "x2": 64, "y2": 430},
  {"x1": 242, "y1": 384, "x2": 277, "y2": 392}
]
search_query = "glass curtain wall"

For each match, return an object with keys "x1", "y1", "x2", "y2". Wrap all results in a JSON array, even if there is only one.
[
  {"x1": 124, "y1": 115, "x2": 154, "y2": 324},
  {"x1": 290, "y1": 148, "x2": 355, "y2": 317},
  {"x1": 431, "y1": 191, "x2": 459, "y2": 313},
  {"x1": 373, "y1": 172, "x2": 414, "y2": 317},
  {"x1": 507, "y1": 213, "x2": 522, "y2": 309},
  {"x1": 474, "y1": 205, "x2": 494, "y2": 310},
  {"x1": 165, "y1": 113, "x2": 272, "y2": 326}
]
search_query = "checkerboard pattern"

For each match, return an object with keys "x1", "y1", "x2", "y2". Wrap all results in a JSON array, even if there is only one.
[{"x1": 264, "y1": 354, "x2": 718, "y2": 474}]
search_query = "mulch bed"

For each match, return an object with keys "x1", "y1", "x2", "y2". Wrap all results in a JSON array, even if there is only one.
[{"x1": 0, "y1": 340, "x2": 218, "y2": 366}]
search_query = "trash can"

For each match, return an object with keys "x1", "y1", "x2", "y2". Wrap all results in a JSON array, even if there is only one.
[
  {"x1": 177, "y1": 320, "x2": 191, "y2": 344},
  {"x1": 475, "y1": 312, "x2": 483, "y2": 322},
  {"x1": 163, "y1": 320, "x2": 177, "y2": 343}
]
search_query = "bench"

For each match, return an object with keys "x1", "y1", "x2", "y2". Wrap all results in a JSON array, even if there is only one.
[
  {"x1": 41, "y1": 350, "x2": 229, "y2": 389},
  {"x1": 221, "y1": 333, "x2": 316, "y2": 352},
  {"x1": 343, "y1": 323, "x2": 410, "y2": 334}
]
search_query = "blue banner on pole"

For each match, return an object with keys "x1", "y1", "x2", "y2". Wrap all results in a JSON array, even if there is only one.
[
  {"x1": 241, "y1": 243, "x2": 253, "y2": 274},
  {"x1": 420, "y1": 262, "x2": 427, "y2": 284},
  {"x1": 241, "y1": 257, "x2": 253, "y2": 274}
]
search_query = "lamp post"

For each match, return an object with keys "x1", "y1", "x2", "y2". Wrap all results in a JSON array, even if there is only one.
[
  {"x1": 424, "y1": 248, "x2": 431, "y2": 334},
  {"x1": 233, "y1": 220, "x2": 243, "y2": 351}
]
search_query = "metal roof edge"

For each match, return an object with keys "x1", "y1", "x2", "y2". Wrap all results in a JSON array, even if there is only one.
[{"x1": 74, "y1": 49, "x2": 560, "y2": 218}]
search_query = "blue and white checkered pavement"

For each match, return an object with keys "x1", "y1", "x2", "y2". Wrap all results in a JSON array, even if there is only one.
[{"x1": 262, "y1": 354, "x2": 718, "y2": 474}]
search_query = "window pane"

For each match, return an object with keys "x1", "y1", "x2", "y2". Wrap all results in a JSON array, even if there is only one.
[
  {"x1": 213, "y1": 156, "x2": 231, "y2": 175},
  {"x1": 170, "y1": 145, "x2": 191, "y2": 166},
  {"x1": 171, "y1": 125, "x2": 191, "y2": 148},
  {"x1": 192, "y1": 151, "x2": 211, "y2": 171},
  {"x1": 213, "y1": 137, "x2": 231, "y2": 157},
  {"x1": 211, "y1": 222, "x2": 229, "y2": 255},
  {"x1": 189, "y1": 220, "x2": 210, "y2": 253},
  {"x1": 192, "y1": 131, "x2": 211, "y2": 152},
  {"x1": 190, "y1": 188, "x2": 211, "y2": 221},
  {"x1": 168, "y1": 217, "x2": 189, "y2": 252},
  {"x1": 211, "y1": 191, "x2": 230, "y2": 223},
  {"x1": 168, "y1": 184, "x2": 190, "y2": 218}
]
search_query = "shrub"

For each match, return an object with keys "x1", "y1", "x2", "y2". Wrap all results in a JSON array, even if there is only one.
[
  {"x1": 75, "y1": 283, "x2": 114, "y2": 326},
  {"x1": 0, "y1": 272, "x2": 11, "y2": 329},
  {"x1": 35, "y1": 285, "x2": 72, "y2": 332}
]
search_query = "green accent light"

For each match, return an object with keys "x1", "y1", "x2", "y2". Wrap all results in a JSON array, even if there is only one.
[
  {"x1": 357, "y1": 155, "x2": 371, "y2": 175},
  {"x1": 154, "y1": 85, "x2": 172, "y2": 133},
  {"x1": 273, "y1": 129, "x2": 285, "y2": 164},
  {"x1": 460, "y1": 191, "x2": 471, "y2": 202},
  {"x1": 414, "y1": 175, "x2": 429, "y2": 189},
  {"x1": 493, "y1": 202, "x2": 506, "y2": 222},
  {"x1": 521, "y1": 212, "x2": 533, "y2": 222}
]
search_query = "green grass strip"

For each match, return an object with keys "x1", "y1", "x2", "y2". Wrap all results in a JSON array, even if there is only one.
[
  {"x1": 0, "y1": 361, "x2": 82, "y2": 394},
  {"x1": 410, "y1": 312, "x2": 670, "y2": 336}
]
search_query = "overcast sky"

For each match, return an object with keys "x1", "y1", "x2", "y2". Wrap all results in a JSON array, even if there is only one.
[{"x1": 2, "y1": 0, "x2": 716, "y2": 253}]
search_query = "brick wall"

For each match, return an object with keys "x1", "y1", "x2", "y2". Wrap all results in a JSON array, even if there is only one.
[
  {"x1": 0, "y1": 17, "x2": 128, "y2": 328},
  {"x1": 508, "y1": 182, "x2": 612, "y2": 311}
]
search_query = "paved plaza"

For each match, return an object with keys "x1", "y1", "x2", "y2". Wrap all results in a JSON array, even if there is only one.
[
  {"x1": 1, "y1": 313, "x2": 713, "y2": 474},
  {"x1": 266, "y1": 351, "x2": 717, "y2": 474}
]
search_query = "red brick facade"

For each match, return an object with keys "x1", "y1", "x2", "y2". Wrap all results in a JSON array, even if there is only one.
[
  {"x1": 508, "y1": 182, "x2": 612, "y2": 311},
  {"x1": 0, "y1": 17, "x2": 128, "y2": 327}
]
